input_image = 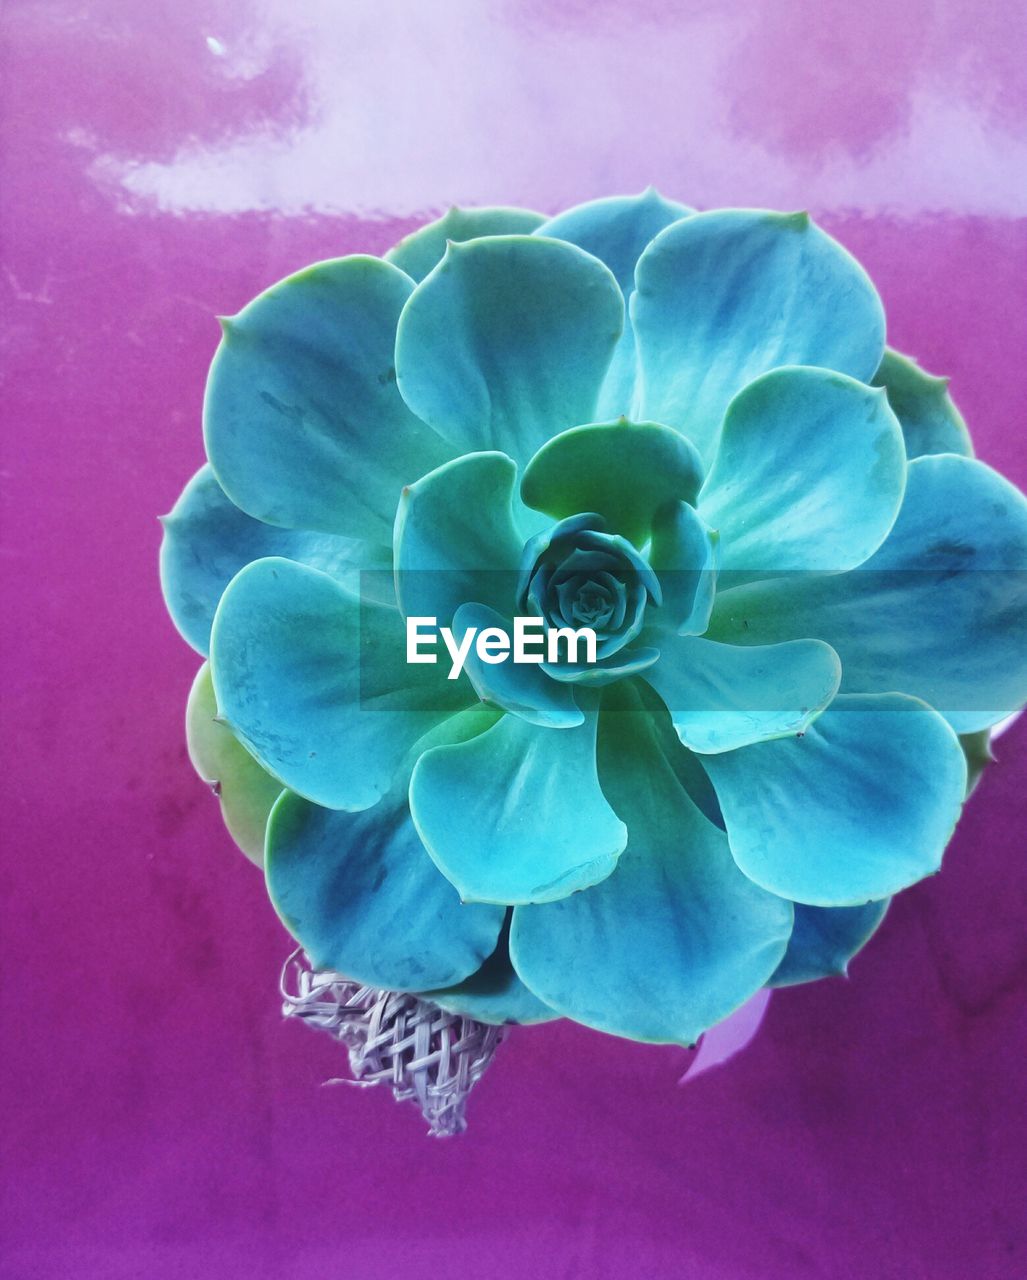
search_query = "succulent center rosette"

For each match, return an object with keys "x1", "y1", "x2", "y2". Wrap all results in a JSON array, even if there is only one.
[
  {"x1": 521, "y1": 513, "x2": 662, "y2": 676},
  {"x1": 161, "y1": 192, "x2": 1027, "y2": 1045}
]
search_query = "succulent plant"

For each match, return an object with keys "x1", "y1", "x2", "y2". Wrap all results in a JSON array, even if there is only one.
[{"x1": 161, "y1": 192, "x2": 1027, "y2": 1045}]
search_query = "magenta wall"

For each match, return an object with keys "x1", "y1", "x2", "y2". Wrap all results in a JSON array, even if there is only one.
[{"x1": 3, "y1": 2, "x2": 1026, "y2": 1276}]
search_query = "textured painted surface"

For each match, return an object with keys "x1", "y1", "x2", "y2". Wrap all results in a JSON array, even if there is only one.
[{"x1": 2, "y1": 1, "x2": 1026, "y2": 1276}]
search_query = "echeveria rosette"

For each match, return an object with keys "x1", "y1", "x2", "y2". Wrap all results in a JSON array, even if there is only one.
[{"x1": 160, "y1": 192, "x2": 1027, "y2": 1047}]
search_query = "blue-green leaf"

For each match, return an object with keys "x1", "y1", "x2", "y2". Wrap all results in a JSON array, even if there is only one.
[
  {"x1": 702, "y1": 693, "x2": 967, "y2": 906},
  {"x1": 160, "y1": 464, "x2": 392, "y2": 656},
  {"x1": 644, "y1": 635, "x2": 840, "y2": 753},
  {"x1": 395, "y1": 235, "x2": 623, "y2": 467},
  {"x1": 633, "y1": 210, "x2": 886, "y2": 464},
  {"x1": 769, "y1": 900, "x2": 890, "y2": 987},
  {"x1": 409, "y1": 703, "x2": 626, "y2": 905},
  {"x1": 541, "y1": 645, "x2": 660, "y2": 686},
  {"x1": 266, "y1": 707, "x2": 504, "y2": 990},
  {"x1": 646, "y1": 500, "x2": 719, "y2": 636},
  {"x1": 872, "y1": 348, "x2": 973, "y2": 459},
  {"x1": 204, "y1": 255, "x2": 451, "y2": 541},
  {"x1": 535, "y1": 190, "x2": 694, "y2": 418},
  {"x1": 393, "y1": 452, "x2": 524, "y2": 625},
  {"x1": 425, "y1": 915, "x2": 560, "y2": 1025},
  {"x1": 386, "y1": 205, "x2": 545, "y2": 283},
  {"x1": 453, "y1": 602, "x2": 584, "y2": 728},
  {"x1": 709, "y1": 455, "x2": 1027, "y2": 733},
  {"x1": 699, "y1": 367, "x2": 906, "y2": 585},
  {"x1": 537, "y1": 190, "x2": 693, "y2": 296},
  {"x1": 509, "y1": 682, "x2": 792, "y2": 1044},
  {"x1": 211, "y1": 558, "x2": 471, "y2": 811}
]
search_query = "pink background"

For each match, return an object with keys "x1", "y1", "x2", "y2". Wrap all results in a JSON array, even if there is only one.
[{"x1": 2, "y1": 1, "x2": 1026, "y2": 1276}]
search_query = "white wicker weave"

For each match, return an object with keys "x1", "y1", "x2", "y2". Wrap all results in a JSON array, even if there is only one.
[{"x1": 280, "y1": 950, "x2": 508, "y2": 1137}]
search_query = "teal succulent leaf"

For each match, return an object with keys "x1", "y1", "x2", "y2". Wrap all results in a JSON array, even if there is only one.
[
  {"x1": 509, "y1": 682, "x2": 793, "y2": 1045},
  {"x1": 541, "y1": 644, "x2": 661, "y2": 687},
  {"x1": 186, "y1": 662, "x2": 282, "y2": 864},
  {"x1": 393, "y1": 451, "x2": 524, "y2": 625},
  {"x1": 452, "y1": 602, "x2": 585, "y2": 728},
  {"x1": 266, "y1": 706, "x2": 505, "y2": 990},
  {"x1": 409, "y1": 701, "x2": 627, "y2": 905},
  {"x1": 211, "y1": 557, "x2": 471, "y2": 811},
  {"x1": 425, "y1": 914, "x2": 560, "y2": 1026},
  {"x1": 769, "y1": 899, "x2": 891, "y2": 987},
  {"x1": 702, "y1": 693, "x2": 967, "y2": 906},
  {"x1": 535, "y1": 189, "x2": 694, "y2": 419},
  {"x1": 632, "y1": 210, "x2": 886, "y2": 464},
  {"x1": 645, "y1": 500, "x2": 719, "y2": 637},
  {"x1": 643, "y1": 635, "x2": 841, "y2": 753},
  {"x1": 536, "y1": 190, "x2": 693, "y2": 297},
  {"x1": 516, "y1": 511, "x2": 607, "y2": 603},
  {"x1": 394, "y1": 234, "x2": 624, "y2": 467},
  {"x1": 960, "y1": 728, "x2": 995, "y2": 799},
  {"x1": 204, "y1": 256, "x2": 452, "y2": 541},
  {"x1": 520, "y1": 418, "x2": 703, "y2": 547},
  {"x1": 698, "y1": 367, "x2": 907, "y2": 585},
  {"x1": 627, "y1": 679, "x2": 726, "y2": 827},
  {"x1": 160, "y1": 464, "x2": 392, "y2": 656},
  {"x1": 161, "y1": 199, "x2": 1027, "y2": 1047},
  {"x1": 709, "y1": 455, "x2": 1027, "y2": 734},
  {"x1": 872, "y1": 347, "x2": 973, "y2": 459},
  {"x1": 386, "y1": 205, "x2": 546, "y2": 283}
]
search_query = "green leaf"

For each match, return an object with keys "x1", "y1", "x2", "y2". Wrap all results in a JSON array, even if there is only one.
[
  {"x1": 185, "y1": 662, "x2": 282, "y2": 864},
  {"x1": 521, "y1": 419, "x2": 702, "y2": 546},
  {"x1": 872, "y1": 348, "x2": 973, "y2": 459},
  {"x1": 960, "y1": 728, "x2": 995, "y2": 799}
]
